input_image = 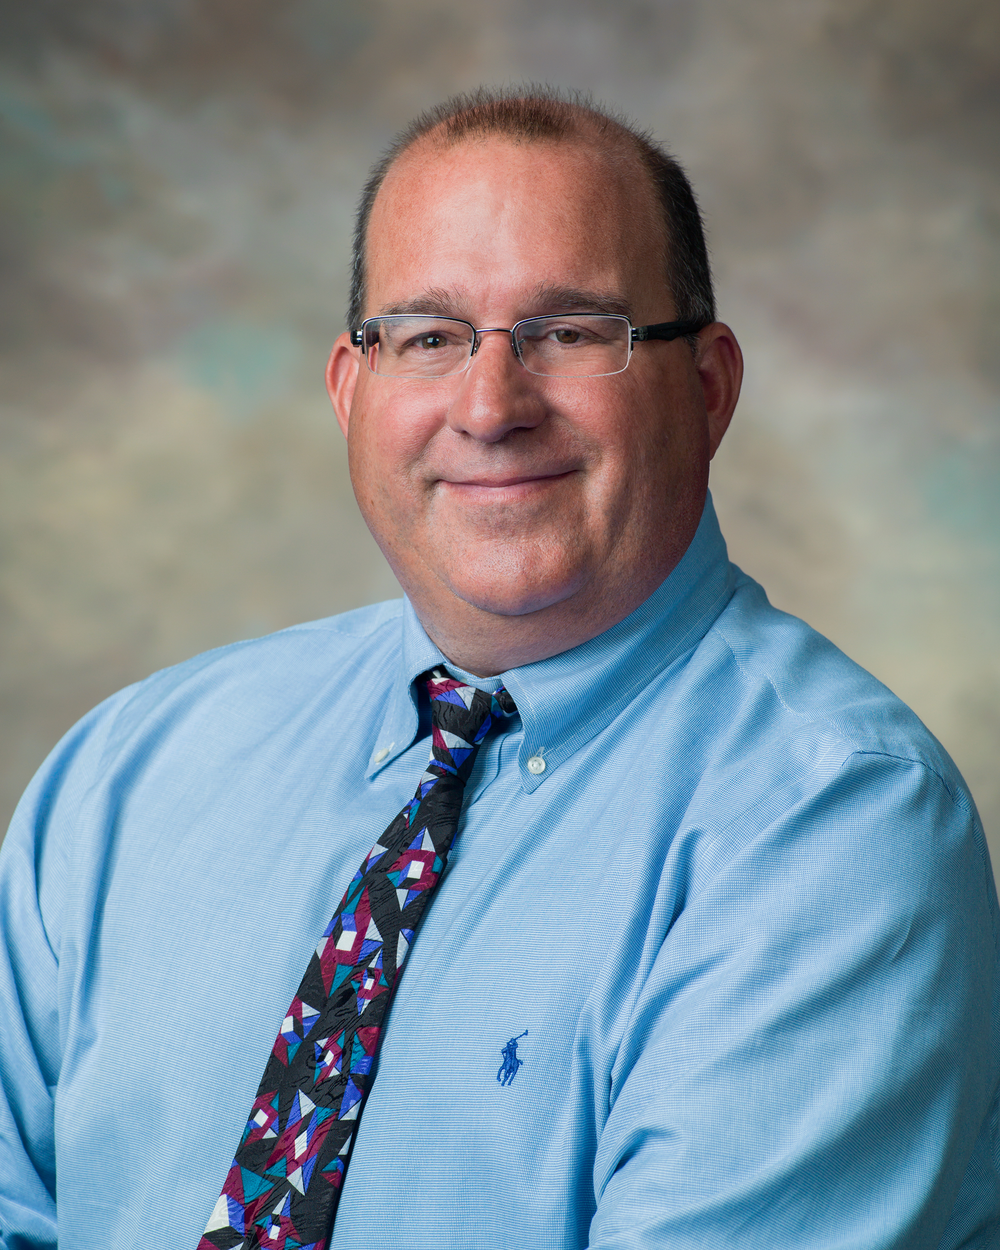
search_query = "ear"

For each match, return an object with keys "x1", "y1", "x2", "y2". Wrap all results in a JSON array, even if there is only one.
[
  {"x1": 326, "y1": 332, "x2": 361, "y2": 439},
  {"x1": 695, "y1": 323, "x2": 743, "y2": 458}
]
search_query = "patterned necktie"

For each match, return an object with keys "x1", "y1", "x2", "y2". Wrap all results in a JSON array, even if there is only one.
[{"x1": 199, "y1": 669, "x2": 517, "y2": 1250}]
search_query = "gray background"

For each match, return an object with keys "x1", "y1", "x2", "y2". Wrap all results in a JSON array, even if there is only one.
[{"x1": 1, "y1": 1, "x2": 998, "y2": 868}]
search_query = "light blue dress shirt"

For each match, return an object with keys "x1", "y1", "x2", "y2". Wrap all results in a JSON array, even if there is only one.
[{"x1": 1, "y1": 497, "x2": 997, "y2": 1250}]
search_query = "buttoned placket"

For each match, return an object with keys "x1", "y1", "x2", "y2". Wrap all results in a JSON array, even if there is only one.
[
  {"x1": 363, "y1": 697, "x2": 524, "y2": 891},
  {"x1": 462, "y1": 713, "x2": 523, "y2": 806},
  {"x1": 435, "y1": 715, "x2": 523, "y2": 878}
]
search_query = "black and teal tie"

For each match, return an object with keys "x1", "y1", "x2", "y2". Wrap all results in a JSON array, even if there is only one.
[{"x1": 199, "y1": 670, "x2": 516, "y2": 1250}]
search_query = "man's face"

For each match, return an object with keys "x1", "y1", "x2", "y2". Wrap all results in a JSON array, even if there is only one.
[{"x1": 328, "y1": 134, "x2": 739, "y2": 671}]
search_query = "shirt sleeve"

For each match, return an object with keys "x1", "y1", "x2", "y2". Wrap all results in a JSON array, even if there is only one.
[
  {"x1": 0, "y1": 697, "x2": 129, "y2": 1250},
  {"x1": 589, "y1": 751, "x2": 1000, "y2": 1250}
]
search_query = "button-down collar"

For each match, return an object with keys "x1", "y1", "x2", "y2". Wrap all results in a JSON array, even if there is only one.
[{"x1": 366, "y1": 493, "x2": 737, "y2": 791}]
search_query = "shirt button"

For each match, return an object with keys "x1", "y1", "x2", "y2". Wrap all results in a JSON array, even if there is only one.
[
  {"x1": 373, "y1": 747, "x2": 390, "y2": 764},
  {"x1": 527, "y1": 754, "x2": 546, "y2": 775}
]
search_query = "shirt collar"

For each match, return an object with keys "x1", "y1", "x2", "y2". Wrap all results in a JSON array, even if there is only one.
[{"x1": 366, "y1": 492, "x2": 737, "y2": 790}]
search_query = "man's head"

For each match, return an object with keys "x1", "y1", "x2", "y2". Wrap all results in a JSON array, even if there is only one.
[{"x1": 327, "y1": 87, "x2": 742, "y2": 675}]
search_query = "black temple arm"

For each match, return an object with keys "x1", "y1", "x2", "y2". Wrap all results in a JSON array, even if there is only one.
[{"x1": 632, "y1": 319, "x2": 708, "y2": 343}]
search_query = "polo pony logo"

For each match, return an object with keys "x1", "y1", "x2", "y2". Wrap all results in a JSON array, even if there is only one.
[{"x1": 497, "y1": 1030, "x2": 528, "y2": 1086}]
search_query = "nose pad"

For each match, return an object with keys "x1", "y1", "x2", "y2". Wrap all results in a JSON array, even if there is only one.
[{"x1": 470, "y1": 328, "x2": 518, "y2": 365}]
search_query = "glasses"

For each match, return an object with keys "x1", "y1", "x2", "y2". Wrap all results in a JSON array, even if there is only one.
[{"x1": 349, "y1": 313, "x2": 708, "y2": 379}]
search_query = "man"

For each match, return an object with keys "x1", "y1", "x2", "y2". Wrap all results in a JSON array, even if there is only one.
[{"x1": 1, "y1": 87, "x2": 997, "y2": 1250}]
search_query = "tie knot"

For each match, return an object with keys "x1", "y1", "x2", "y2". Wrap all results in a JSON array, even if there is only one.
[{"x1": 424, "y1": 669, "x2": 517, "y2": 782}]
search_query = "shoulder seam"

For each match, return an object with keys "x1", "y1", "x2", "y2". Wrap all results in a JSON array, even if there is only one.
[
  {"x1": 713, "y1": 619, "x2": 812, "y2": 726},
  {"x1": 712, "y1": 621, "x2": 957, "y2": 785},
  {"x1": 88, "y1": 606, "x2": 404, "y2": 774},
  {"x1": 844, "y1": 749, "x2": 961, "y2": 806}
]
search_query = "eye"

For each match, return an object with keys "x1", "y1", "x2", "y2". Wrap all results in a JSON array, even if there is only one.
[
  {"x1": 554, "y1": 328, "x2": 582, "y2": 344},
  {"x1": 415, "y1": 334, "x2": 447, "y2": 350}
]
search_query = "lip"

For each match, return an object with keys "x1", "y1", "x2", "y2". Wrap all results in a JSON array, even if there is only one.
[{"x1": 439, "y1": 470, "x2": 574, "y2": 490}]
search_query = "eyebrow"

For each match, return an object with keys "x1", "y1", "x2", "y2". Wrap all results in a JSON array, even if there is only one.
[
  {"x1": 378, "y1": 288, "x2": 462, "y2": 318},
  {"x1": 527, "y1": 285, "x2": 632, "y2": 319},
  {"x1": 376, "y1": 284, "x2": 633, "y2": 321}
]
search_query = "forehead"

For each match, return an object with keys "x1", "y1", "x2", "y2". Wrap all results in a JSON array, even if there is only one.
[{"x1": 364, "y1": 134, "x2": 668, "y2": 317}]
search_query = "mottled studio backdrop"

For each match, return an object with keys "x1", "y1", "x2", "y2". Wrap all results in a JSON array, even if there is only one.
[{"x1": 1, "y1": 2, "x2": 998, "y2": 867}]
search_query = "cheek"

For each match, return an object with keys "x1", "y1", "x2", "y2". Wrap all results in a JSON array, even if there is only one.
[
  {"x1": 585, "y1": 374, "x2": 675, "y2": 473},
  {"x1": 625, "y1": 362, "x2": 707, "y2": 461},
  {"x1": 348, "y1": 384, "x2": 440, "y2": 487}
]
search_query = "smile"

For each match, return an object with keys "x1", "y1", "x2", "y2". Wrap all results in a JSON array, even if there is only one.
[{"x1": 438, "y1": 471, "x2": 575, "y2": 498}]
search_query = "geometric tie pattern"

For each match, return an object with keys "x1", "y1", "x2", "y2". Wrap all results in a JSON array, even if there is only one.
[{"x1": 199, "y1": 669, "x2": 517, "y2": 1250}]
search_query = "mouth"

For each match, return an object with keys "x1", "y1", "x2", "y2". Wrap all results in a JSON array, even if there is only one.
[
  {"x1": 436, "y1": 471, "x2": 576, "y2": 505},
  {"x1": 439, "y1": 470, "x2": 575, "y2": 491}
]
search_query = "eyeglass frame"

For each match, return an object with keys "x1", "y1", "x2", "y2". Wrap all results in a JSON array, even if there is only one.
[{"x1": 348, "y1": 313, "x2": 710, "y2": 379}]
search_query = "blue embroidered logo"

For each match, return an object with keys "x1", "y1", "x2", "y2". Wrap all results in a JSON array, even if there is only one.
[{"x1": 497, "y1": 1031, "x2": 528, "y2": 1086}]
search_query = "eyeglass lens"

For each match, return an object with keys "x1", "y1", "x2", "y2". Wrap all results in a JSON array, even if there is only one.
[{"x1": 363, "y1": 315, "x2": 631, "y2": 378}]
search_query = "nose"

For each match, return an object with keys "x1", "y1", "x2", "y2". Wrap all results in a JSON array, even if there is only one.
[{"x1": 444, "y1": 329, "x2": 548, "y2": 443}]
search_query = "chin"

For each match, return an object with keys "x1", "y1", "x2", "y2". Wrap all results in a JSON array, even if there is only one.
[
  {"x1": 446, "y1": 569, "x2": 585, "y2": 619},
  {"x1": 378, "y1": 528, "x2": 593, "y2": 621}
]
